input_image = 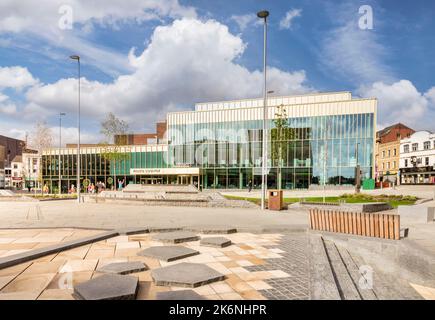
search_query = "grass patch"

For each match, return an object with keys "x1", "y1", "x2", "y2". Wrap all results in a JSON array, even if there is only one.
[{"x1": 224, "y1": 194, "x2": 417, "y2": 208}]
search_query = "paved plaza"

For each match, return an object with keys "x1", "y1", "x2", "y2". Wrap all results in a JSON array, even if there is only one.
[{"x1": 0, "y1": 186, "x2": 434, "y2": 300}]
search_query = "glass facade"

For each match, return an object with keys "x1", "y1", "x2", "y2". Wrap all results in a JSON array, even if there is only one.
[
  {"x1": 168, "y1": 113, "x2": 374, "y2": 189},
  {"x1": 41, "y1": 94, "x2": 376, "y2": 192},
  {"x1": 41, "y1": 148, "x2": 167, "y2": 192}
]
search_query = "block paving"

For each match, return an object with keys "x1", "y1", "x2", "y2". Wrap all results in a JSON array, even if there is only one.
[{"x1": 1, "y1": 228, "x2": 428, "y2": 300}]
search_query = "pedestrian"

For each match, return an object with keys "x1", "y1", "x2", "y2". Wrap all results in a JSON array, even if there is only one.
[
  {"x1": 118, "y1": 178, "x2": 125, "y2": 191},
  {"x1": 248, "y1": 179, "x2": 252, "y2": 192}
]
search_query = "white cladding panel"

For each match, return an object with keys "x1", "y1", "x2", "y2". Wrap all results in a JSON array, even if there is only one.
[
  {"x1": 195, "y1": 92, "x2": 352, "y2": 111},
  {"x1": 168, "y1": 99, "x2": 377, "y2": 126}
]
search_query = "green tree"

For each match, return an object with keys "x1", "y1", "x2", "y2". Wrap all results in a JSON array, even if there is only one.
[
  {"x1": 270, "y1": 105, "x2": 295, "y2": 189},
  {"x1": 99, "y1": 113, "x2": 131, "y2": 189}
]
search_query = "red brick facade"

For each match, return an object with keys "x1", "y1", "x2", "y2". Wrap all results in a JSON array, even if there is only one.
[
  {"x1": 114, "y1": 121, "x2": 167, "y2": 145},
  {"x1": 376, "y1": 123, "x2": 414, "y2": 144},
  {"x1": 0, "y1": 135, "x2": 25, "y2": 168}
]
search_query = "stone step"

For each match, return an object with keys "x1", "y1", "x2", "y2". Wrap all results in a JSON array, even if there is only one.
[
  {"x1": 335, "y1": 246, "x2": 377, "y2": 300},
  {"x1": 308, "y1": 235, "x2": 341, "y2": 300},
  {"x1": 323, "y1": 240, "x2": 362, "y2": 300},
  {"x1": 349, "y1": 252, "x2": 423, "y2": 300}
]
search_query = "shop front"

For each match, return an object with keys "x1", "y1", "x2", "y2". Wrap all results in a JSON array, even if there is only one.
[
  {"x1": 400, "y1": 166, "x2": 435, "y2": 185},
  {"x1": 130, "y1": 168, "x2": 200, "y2": 186}
]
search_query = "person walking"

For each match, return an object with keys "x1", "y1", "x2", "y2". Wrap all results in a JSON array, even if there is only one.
[{"x1": 248, "y1": 179, "x2": 253, "y2": 192}]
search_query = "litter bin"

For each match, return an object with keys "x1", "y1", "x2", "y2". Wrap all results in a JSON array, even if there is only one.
[{"x1": 268, "y1": 190, "x2": 283, "y2": 211}]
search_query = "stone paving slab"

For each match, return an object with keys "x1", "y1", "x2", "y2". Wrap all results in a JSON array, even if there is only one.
[
  {"x1": 74, "y1": 274, "x2": 139, "y2": 300},
  {"x1": 200, "y1": 237, "x2": 232, "y2": 248},
  {"x1": 97, "y1": 261, "x2": 147, "y2": 275},
  {"x1": 156, "y1": 289, "x2": 205, "y2": 300},
  {"x1": 152, "y1": 263, "x2": 225, "y2": 288},
  {"x1": 138, "y1": 246, "x2": 199, "y2": 262},
  {"x1": 153, "y1": 231, "x2": 200, "y2": 244}
]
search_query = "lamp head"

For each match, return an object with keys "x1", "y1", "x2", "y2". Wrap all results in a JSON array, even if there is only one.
[
  {"x1": 257, "y1": 10, "x2": 269, "y2": 19},
  {"x1": 69, "y1": 55, "x2": 80, "y2": 60}
]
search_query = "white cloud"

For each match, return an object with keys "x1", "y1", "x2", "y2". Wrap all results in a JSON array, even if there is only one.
[
  {"x1": 279, "y1": 9, "x2": 302, "y2": 30},
  {"x1": 51, "y1": 126, "x2": 99, "y2": 146},
  {"x1": 319, "y1": 3, "x2": 393, "y2": 85},
  {"x1": 358, "y1": 80, "x2": 435, "y2": 131},
  {"x1": 0, "y1": 102, "x2": 17, "y2": 115},
  {"x1": 230, "y1": 14, "x2": 261, "y2": 31},
  {"x1": 0, "y1": 0, "x2": 196, "y2": 33},
  {"x1": 0, "y1": 92, "x2": 7, "y2": 102},
  {"x1": 0, "y1": 0, "x2": 197, "y2": 76},
  {"x1": 0, "y1": 66, "x2": 38, "y2": 89},
  {"x1": 23, "y1": 18, "x2": 311, "y2": 134},
  {"x1": 425, "y1": 87, "x2": 435, "y2": 106}
]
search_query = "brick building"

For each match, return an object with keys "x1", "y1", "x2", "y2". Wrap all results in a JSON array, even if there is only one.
[
  {"x1": 115, "y1": 121, "x2": 166, "y2": 145},
  {"x1": 0, "y1": 134, "x2": 25, "y2": 169},
  {"x1": 375, "y1": 123, "x2": 415, "y2": 184}
]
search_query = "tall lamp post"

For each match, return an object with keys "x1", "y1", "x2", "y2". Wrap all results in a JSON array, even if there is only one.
[
  {"x1": 355, "y1": 142, "x2": 361, "y2": 193},
  {"x1": 70, "y1": 55, "x2": 81, "y2": 203},
  {"x1": 58, "y1": 112, "x2": 66, "y2": 195},
  {"x1": 257, "y1": 10, "x2": 269, "y2": 211}
]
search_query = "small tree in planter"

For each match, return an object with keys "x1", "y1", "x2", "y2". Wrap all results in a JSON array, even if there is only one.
[
  {"x1": 270, "y1": 104, "x2": 295, "y2": 190},
  {"x1": 99, "y1": 113, "x2": 131, "y2": 188}
]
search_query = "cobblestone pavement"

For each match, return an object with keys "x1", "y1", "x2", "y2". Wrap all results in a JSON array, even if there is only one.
[{"x1": 245, "y1": 233, "x2": 310, "y2": 300}]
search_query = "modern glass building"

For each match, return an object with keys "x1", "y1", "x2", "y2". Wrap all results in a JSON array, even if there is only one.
[{"x1": 42, "y1": 91, "x2": 377, "y2": 192}]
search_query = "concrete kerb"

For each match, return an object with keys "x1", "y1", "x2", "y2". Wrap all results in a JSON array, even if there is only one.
[{"x1": 0, "y1": 230, "x2": 119, "y2": 269}]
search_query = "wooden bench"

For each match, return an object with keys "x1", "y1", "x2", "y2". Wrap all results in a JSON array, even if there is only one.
[{"x1": 309, "y1": 208, "x2": 401, "y2": 240}]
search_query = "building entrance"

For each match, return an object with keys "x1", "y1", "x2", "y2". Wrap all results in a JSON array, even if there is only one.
[
  {"x1": 177, "y1": 175, "x2": 191, "y2": 185},
  {"x1": 140, "y1": 177, "x2": 163, "y2": 185}
]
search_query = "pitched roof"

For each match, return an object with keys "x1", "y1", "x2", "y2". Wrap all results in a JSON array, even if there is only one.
[
  {"x1": 376, "y1": 123, "x2": 414, "y2": 138},
  {"x1": 12, "y1": 155, "x2": 22, "y2": 163}
]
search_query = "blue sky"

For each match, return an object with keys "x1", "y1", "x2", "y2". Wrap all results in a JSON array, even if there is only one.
[{"x1": 0, "y1": 0, "x2": 434, "y2": 145}]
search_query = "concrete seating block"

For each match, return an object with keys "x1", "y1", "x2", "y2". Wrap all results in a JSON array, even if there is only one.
[
  {"x1": 97, "y1": 261, "x2": 147, "y2": 275},
  {"x1": 186, "y1": 226, "x2": 237, "y2": 234},
  {"x1": 137, "y1": 246, "x2": 199, "y2": 262},
  {"x1": 200, "y1": 237, "x2": 232, "y2": 248},
  {"x1": 152, "y1": 262, "x2": 225, "y2": 287},
  {"x1": 74, "y1": 274, "x2": 139, "y2": 300},
  {"x1": 398, "y1": 205, "x2": 435, "y2": 223},
  {"x1": 153, "y1": 231, "x2": 200, "y2": 243}
]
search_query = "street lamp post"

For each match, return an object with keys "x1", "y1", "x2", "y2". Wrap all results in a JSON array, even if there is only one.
[
  {"x1": 58, "y1": 112, "x2": 66, "y2": 195},
  {"x1": 257, "y1": 10, "x2": 269, "y2": 211},
  {"x1": 355, "y1": 142, "x2": 361, "y2": 194},
  {"x1": 70, "y1": 55, "x2": 81, "y2": 203}
]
